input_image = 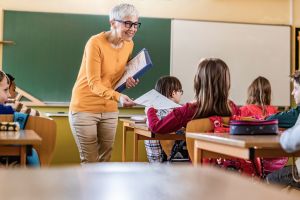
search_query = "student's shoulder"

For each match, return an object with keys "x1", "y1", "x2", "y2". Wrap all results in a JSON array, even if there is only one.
[
  {"x1": 228, "y1": 100, "x2": 241, "y2": 115},
  {"x1": 239, "y1": 105, "x2": 250, "y2": 115},
  {"x1": 0, "y1": 104, "x2": 14, "y2": 114},
  {"x1": 240, "y1": 104, "x2": 253, "y2": 109},
  {"x1": 173, "y1": 102, "x2": 196, "y2": 116},
  {"x1": 179, "y1": 102, "x2": 196, "y2": 110},
  {"x1": 240, "y1": 105, "x2": 250, "y2": 111},
  {"x1": 266, "y1": 105, "x2": 278, "y2": 113}
]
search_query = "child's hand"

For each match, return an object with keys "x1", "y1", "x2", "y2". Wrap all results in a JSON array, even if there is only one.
[
  {"x1": 145, "y1": 106, "x2": 154, "y2": 114},
  {"x1": 126, "y1": 77, "x2": 139, "y2": 89}
]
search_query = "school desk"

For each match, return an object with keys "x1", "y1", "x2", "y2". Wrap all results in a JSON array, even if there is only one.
[
  {"x1": 120, "y1": 119, "x2": 185, "y2": 162},
  {"x1": 186, "y1": 132, "x2": 300, "y2": 166},
  {"x1": 0, "y1": 163, "x2": 299, "y2": 200},
  {"x1": 0, "y1": 130, "x2": 42, "y2": 166}
]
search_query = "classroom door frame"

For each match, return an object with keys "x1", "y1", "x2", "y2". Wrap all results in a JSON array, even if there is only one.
[{"x1": 296, "y1": 27, "x2": 300, "y2": 70}]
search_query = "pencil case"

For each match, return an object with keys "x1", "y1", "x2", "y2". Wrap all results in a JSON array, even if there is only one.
[{"x1": 229, "y1": 119, "x2": 278, "y2": 135}]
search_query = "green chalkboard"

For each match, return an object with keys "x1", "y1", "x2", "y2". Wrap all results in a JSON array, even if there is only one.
[{"x1": 3, "y1": 11, "x2": 170, "y2": 103}]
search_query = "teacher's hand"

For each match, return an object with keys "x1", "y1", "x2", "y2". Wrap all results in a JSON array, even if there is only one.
[
  {"x1": 120, "y1": 94, "x2": 136, "y2": 107},
  {"x1": 126, "y1": 77, "x2": 139, "y2": 89}
]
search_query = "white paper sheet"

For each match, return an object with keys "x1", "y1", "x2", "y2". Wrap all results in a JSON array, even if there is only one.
[
  {"x1": 134, "y1": 89, "x2": 181, "y2": 109},
  {"x1": 130, "y1": 115, "x2": 147, "y2": 122}
]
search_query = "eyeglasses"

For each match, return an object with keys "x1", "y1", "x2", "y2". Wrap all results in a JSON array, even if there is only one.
[
  {"x1": 178, "y1": 89, "x2": 184, "y2": 94},
  {"x1": 115, "y1": 20, "x2": 141, "y2": 29}
]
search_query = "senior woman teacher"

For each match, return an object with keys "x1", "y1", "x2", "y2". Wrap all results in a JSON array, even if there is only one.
[{"x1": 69, "y1": 3, "x2": 140, "y2": 163}]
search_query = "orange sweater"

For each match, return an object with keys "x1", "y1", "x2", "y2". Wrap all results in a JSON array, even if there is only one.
[{"x1": 70, "y1": 32, "x2": 133, "y2": 113}]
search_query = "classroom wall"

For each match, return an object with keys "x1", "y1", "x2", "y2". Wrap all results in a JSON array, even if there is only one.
[
  {"x1": 0, "y1": 0, "x2": 291, "y2": 22},
  {"x1": 294, "y1": 0, "x2": 300, "y2": 26},
  {"x1": 0, "y1": 0, "x2": 297, "y2": 67},
  {"x1": 0, "y1": 0, "x2": 299, "y2": 164}
]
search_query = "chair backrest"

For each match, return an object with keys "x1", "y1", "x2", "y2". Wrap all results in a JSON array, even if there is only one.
[
  {"x1": 0, "y1": 114, "x2": 56, "y2": 167},
  {"x1": 186, "y1": 117, "x2": 229, "y2": 164}
]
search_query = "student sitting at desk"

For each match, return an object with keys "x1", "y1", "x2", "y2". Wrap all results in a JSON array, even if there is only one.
[
  {"x1": 5, "y1": 73, "x2": 40, "y2": 116},
  {"x1": 144, "y1": 76, "x2": 187, "y2": 163},
  {"x1": 266, "y1": 115, "x2": 300, "y2": 189},
  {"x1": 0, "y1": 70, "x2": 39, "y2": 167},
  {"x1": 266, "y1": 71, "x2": 300, "y2": 188},
  {"x1": 240, "y1": 76, "x2": 287, "y2": 176},
  {"x1": 240, "y1": 76, "x2": 278, "y2": 119},
  {"x1": 146, "y1": 58, "x2": 239, "y2": 133},
  {"x1": 267, "y1": 71, "x2": 300, "y2": 128},
  {"x1": 146, "y1": 58, "x2": 241, "y2": 168}
]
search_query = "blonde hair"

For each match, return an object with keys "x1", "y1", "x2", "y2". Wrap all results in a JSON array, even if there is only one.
[{"x1": 246, "y1": 76, "x2": 272, "y2": 115}]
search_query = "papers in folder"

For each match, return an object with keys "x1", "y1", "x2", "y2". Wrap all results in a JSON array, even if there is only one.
[
  {"x1": 134, "y1": 89, "x2": 182, "y2": 110},
  {"x1": 114, "y1": 48, "x2": 153, "y2": 92},
  {"x1": 130, "y1": 115, "x2": 147, "y2": 122}
]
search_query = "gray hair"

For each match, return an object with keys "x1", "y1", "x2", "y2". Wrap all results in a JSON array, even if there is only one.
[{"x1": 109, "y1": 3, "x2": 139, "y2": 21}]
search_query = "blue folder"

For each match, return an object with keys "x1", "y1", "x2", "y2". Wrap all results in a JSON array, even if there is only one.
[{"x1": 115, "y1": 48, "x2": 153, "y2": 92}]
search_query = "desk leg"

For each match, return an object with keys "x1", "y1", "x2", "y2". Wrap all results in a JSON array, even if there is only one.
[
  {"x1": 122, "y1": 126, "x2": 128, "y2": 162},
  {"x1": 20, "y1": 146, "x2": 26, "y2": 167},
  {"x1": 133, "y1": 131, "x2": 138, "y2": 162},
  {"x1": 194, "y1": 141, "x2": 203, "y2": 167}
]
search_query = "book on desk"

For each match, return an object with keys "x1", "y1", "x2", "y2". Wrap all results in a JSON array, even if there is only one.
[{"x1": 130, "y1": 115, "x2": 147, "y2": 123}]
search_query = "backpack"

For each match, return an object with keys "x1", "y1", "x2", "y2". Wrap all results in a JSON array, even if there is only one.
[{"x1": 208, "y1": 116, "x2": 263, "y2": 177}]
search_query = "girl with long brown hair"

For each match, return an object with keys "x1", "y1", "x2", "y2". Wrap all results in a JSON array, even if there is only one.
[{"x1": 146, "y1": 58, "x2": 239, "y2": 134}]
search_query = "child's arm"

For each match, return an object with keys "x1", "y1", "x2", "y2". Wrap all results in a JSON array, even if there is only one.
[
  {"x1": 147, "y1": 103, "x2": 193, "y2": 134},
  {"x1": 267, "y1": 107, "x2": 300, "y2": 128}
]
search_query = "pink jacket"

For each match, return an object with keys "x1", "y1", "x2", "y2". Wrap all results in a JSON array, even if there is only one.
[
  {"x1": 240, "y1": 104, "x2": 278, "y2": 119},
  {"x1": 240, "y1": 104, "x2": 288, "y2": 175}
]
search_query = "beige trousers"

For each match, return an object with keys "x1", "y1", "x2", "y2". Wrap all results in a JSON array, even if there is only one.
[{"x1": 69, "y1": 111, "x2": 119, "y2": 163}]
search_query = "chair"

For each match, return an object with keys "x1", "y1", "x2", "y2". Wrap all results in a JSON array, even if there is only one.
[
  {"x1": 0, "y1": 114, "x2": 56, "y2": 167},
  {"x1": 186, "y1": 117, "x2": 229, "y2": 164},
  {"x1": 160, "y1": 140, "x2": 175, "y2": 158}
]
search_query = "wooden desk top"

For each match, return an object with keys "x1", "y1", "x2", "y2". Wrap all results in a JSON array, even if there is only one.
[
  {"x1": 0, "y1": 130, "x2": 42, "y2": 145},
  {"x1": 120, "y1": 118, "x2": 149, "y2": 131},
  {"x1": 120, "y1": 118, "x2": 147, "y2": 126},
  {"x1": 187, "y1": 132, "x2": 283, "y2": 148},
  {"x1": 121, "y1": 119, "x2": 185, "y2": 139},
  {"x1": 0, "y1": 163, "x2": 298, "y2": 200}
]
